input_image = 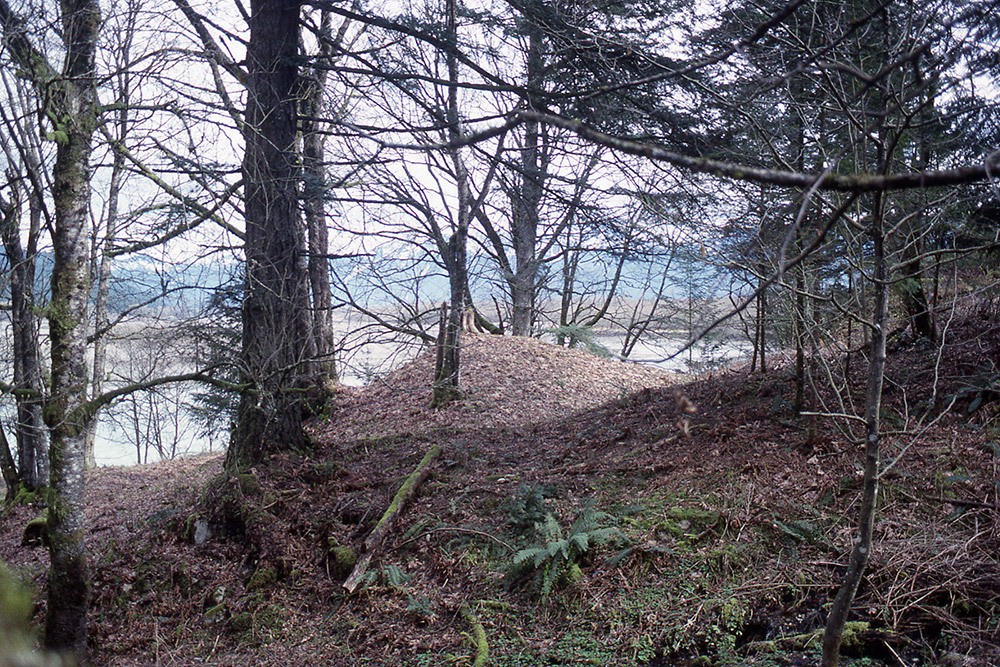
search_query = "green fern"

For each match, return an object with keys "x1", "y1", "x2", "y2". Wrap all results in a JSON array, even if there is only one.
[{"x1": 506, "y1": 503, "x2": 622, "y2": 598}]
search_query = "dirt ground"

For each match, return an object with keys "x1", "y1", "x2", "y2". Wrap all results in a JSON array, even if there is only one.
[{"x1": 1, "y1": 308, "x2": 999, "y2": 666}]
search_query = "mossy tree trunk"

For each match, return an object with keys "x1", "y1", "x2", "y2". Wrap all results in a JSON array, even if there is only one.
[
  {"x1": 44, "y1": 0, "x2": 101, "y2": 653},
  {"x1": 229, "y1": 0, "x2": 317, "y2": 470},
  {"x1": 0, "y1": 0, "x2": 100, "y2": 660}
]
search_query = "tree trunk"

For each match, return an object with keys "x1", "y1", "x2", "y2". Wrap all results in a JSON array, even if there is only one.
[
  {"x1": 85, "y1": 145, "x2": 125, "y2": 470},
  {"x1": 302, "y1": 10, "x2": 338, "y2": 390},
  {"x1": 897, "y1": 246, "x2": 936, "y2": 341},
  {"x1": 896, "y1": 57, "x2": 937, "y2": 343},
  {"x1": 0, "y1": 427, "x2": 20, "y2": 495},
  {"x1": 0, "y1": 183, "x2": 46, "y2": 490},
  {"x1": 0, "y1": 0, "x2": 99, "y2": 657},
  {"x1": 822, "y1": 192, "x2": 888, "y2": 667},
  {"x1": 757, "y1": 279, "x2": 767, "y2": 373},
  {"x1": 510, "y1": 23, "x2": 545, "y2": 336},
  {"x1": 432, "y1": 243, "x2": 467, "y2": 408},
  {"x1": 431, "y1": 0, "x2": 469, "y2": 408},
  {"x1": 43, "y1": 0, "x2": 101, "y2": 657},
  {"x1": 793, "y1": 269, "x2": 806, "y2": 413},
  {"x1": 229, "y1": 0, "x2": 315, "y2": 470},
  {"x1": 557, "y1": 224, "x2": 579, "y2": 346}
]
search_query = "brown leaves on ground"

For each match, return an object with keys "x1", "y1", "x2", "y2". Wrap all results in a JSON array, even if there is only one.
[{"x1": 1, "y1": 319, "x2": 998, "y2": 666}]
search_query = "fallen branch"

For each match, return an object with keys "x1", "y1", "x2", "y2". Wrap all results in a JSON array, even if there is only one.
[
  {"x1": 460, "y1": 603, "x2": 489, "y2": 667},
  {"x1": 343, "y1": 444, "x2": 441, "y2": 593}
]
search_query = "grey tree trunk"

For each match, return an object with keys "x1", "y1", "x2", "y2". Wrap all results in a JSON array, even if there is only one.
[
  {"x1": 84, "y1": 146, "x2": 124, "y2": 471},
  {"x1": 0, "y1": 0, "x2": 100, "y2": 657},
  {"x1": 0, "y1": 4, "x2": 98, "y2": 655},
  {"x1": 302, "y1": 10, "x2": 338, "y2": 390},
  {"x1": 510, "y1": 23, "x2": 545, "y2": 336},
  {"x1": 43, "y1": 0, "x2": 102, "y2": 656},
  {"x1": 85, "y1": 8, "x2": 137, "y2": 469},
  {"x1": 0, "y1": 183, "x2": 47, "y2": 490},
  {"x1": 431, "y1": 0, "x2": 469, "y2": 408},
  {"x1": 229, "y1": 0, "x2": 316, "y2": 470},
  {"x1": 821, "y1": 191, "x2": 888, "y2": 667}
]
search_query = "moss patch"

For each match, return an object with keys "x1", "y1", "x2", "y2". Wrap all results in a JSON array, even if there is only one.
[
  {"x1": 246, "y1": 564, "x2": 278, "y2": 592},
  {"x1": 327, "y1": 537, "x2": 358, "y2": 579}
]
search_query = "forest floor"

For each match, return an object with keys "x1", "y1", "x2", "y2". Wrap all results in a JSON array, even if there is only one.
[{"x1": 2, "y1": 303, "x2": 999, "y2": 666}]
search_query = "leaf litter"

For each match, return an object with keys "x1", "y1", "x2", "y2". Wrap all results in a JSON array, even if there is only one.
[{"x1": 0, "y1": 316, "x2": 998, "y2": 666}]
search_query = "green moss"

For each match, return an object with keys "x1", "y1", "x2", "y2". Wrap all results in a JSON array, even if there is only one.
[
  {"x1": 21, "y1": 513, "x2": 47, "y2": 547},
  {"x1": 0, "y1": 560, "x2": 52, "y2": 666},
  {"x1": 0, "y1": 561, "x2": 32, "y2": 635},
  {"x1": 258, "y1": 605, "x2": 285, "y2": 632},
  {"x1": 311, "y1": 460, "x2": 340, "y2": 480},
  {"x1": 246, "y1": 564, "x2": 278, "y2": 592},
  {"x1": 204, "y1": 602, "x2": 226, "y2": 623},
  {"x1": 660, "y1": 506, "x2": 722, "y2": 546},
  {"x1": 184, "y1": 514, "x2": 198, "y2": 542},
  {"x1": 234, "y1": 473, "x2": 262, "y2": 498},
  {"x1": 839, "y1": 621, "x2": 870, "y2": 653},
  {"x1": 327, "y1": 537, "x2": 358, "y2": 578},
  {"x1": 370, "y1": 445, "x2": 440, "y2": 539},
  {"x1": 201, "y1": 473, "x2": 268, "y2": 539},
  {"x1": 230, "y1": 612, "x2": 253, "y2": 633},
  {"x1": 231, "y1": 604, "x2": 286, "y2": 645},
  {"x1": 12, "y1": 487, "x2": 37, "y2": 505},
  {"x1": 560, "y1": 562, "x2": 583, "y2": 587}
]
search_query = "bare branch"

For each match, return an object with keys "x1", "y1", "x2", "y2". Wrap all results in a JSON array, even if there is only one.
[{"x1": 517, "y1": 111, "x2": 1000, "y2": 192}]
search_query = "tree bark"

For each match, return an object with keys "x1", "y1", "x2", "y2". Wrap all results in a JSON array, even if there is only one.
[
  {"x1": 43, "y1": 0, "x2": 101, "y2": 654},
  {"x1": 510, "y1": 22, "x2": 545, "y2": 336},
  {"x1": 896, "y1": 57, "x2": 938, "y2": 343},
  {"x1": 822, "y1": 191, "x2": 888, "y2": 667},
  {"x1": 431, "y1": 0, "x2": 469, "y2": 408},
  {"x1": 302, "y1": 10, "x2": 338, "y2": 390},
  {"x1": 0, "y1": 1, "x2": 98, "y2": 657},
  {"x1": 0, "y1": 427, "x2": 20, "y2": 495},
  {"x1": 229, "y1": 0, "x2": 315, "y2": 470},
  {"x1": 0, "y1": 182, "x2": 46, "y2": 490}
]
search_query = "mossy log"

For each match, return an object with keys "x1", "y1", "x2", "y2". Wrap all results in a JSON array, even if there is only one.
[
  {"x1": 745, "y1": 622, "x2": 876, "y2": 655},
  {"x1": 460, "y1": 603, "x2": 489, "y2": 667},
  {"x1": 22, "y1": 512, "x2": 48, "y2": 547},
  {"x1": 343, "y1": 444, "x2": 441, "y2": 593}
]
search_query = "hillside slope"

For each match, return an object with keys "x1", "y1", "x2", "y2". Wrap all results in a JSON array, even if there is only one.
[{"x1": 1, "y1": 321, "x2": 998, "y2": 666}]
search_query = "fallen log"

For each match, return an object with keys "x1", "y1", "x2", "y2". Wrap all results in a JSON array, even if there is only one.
[
  {"x1": 343, "y1": 444, "x2": 441, "y2": 593},
  {"x1": 460, "y1": 603, "x2": 489, "y2": 667}
]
